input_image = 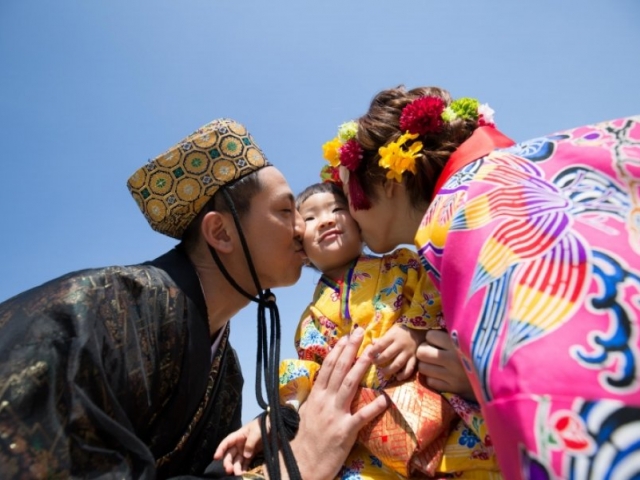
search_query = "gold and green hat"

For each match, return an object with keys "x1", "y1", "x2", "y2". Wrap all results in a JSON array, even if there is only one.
[{"x1": 127, "y1": 118, "x2": 270, "y2": 239}]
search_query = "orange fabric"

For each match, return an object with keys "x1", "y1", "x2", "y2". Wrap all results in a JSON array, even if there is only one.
[{"x1": 353, "y1": 374, "x2": 458, "y2": 477}]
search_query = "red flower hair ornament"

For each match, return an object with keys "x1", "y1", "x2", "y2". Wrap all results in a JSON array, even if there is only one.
[
  {"x1": 399, "y1": 96, "x2": 446, "y2": 135},
  {"x1": 321, "y1": 121, "x2": 371, "y2": 210}
]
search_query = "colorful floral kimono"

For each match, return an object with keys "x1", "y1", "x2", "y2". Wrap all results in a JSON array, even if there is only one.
[
  {"x1": 415, "y1": 116, "x2": 640, "y2": 479},
  {"x1": 0, "y1": 248, "x2": 244, "y2": 479},
  {"x1": 279, "y1": 248, "x2": 501, "y2": 479}
]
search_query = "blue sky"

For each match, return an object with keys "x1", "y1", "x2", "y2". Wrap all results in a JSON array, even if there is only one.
[{"x1": 1, "y1": 0, "x2": 639, "y2": 422}]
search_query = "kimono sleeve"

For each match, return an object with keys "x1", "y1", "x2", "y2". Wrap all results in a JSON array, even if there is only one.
[
  {"x1": 0, "y1": 268, "x2": 178, "y2": 478},
  {"x1": 278, "y1": 306, "x2": 326, "y2": 411},
  {"x1": 394, "y1": 248, "x2": 443, "y2": 330}
]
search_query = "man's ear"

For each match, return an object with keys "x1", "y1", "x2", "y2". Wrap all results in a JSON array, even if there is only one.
[{"x1": 200, "y1": 211, "x2": 234, "y2": 253}]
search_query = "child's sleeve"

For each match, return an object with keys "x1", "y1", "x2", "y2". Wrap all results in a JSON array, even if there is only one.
[
  {"x1": 278, "y1": 306, "x2": 327, "y2": 411},
  {"x1": 395, "y1": 248, "x2": 443, "y2": 331}
]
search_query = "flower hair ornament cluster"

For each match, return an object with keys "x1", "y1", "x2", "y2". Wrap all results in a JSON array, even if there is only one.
[
  {"x1": 380, "y1": 96, "x2": 496, "y2": 182},
  {"x1": 321, "y1": 121, "x2": 371, "y2": 210},
  {"x1": 321, "y1": 96, "x2": 495, "y2": 210}
]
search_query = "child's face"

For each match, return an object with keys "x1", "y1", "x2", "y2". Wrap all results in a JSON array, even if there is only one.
[{"x1": 299, "y1": 191, "x2": 363, "y2": 278}]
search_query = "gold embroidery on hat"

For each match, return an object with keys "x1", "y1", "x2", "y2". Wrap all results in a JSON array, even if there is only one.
[{"x1": 127, "y1": 118, "x2": 269, "y2": 239}]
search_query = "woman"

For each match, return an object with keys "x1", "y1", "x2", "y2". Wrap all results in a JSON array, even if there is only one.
[{"x1": 324, "y1": 85, "x2": 640, "y2": 479}]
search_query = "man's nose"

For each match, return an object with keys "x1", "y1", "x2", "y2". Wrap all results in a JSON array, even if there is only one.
[{"x1": 293, "y1": 210, "x2": 305, "y2": 238}]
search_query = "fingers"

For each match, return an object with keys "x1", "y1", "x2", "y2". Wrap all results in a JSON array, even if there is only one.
[
  {"x1": 313, "y1": 334, "x2": 348, "y2": 390},
  {"x1": 416, "y1": 341, "x2": 446, "y2": 368},
  {"x1": 422, "y1": 375, "x2": 451, "y2": 393},
  {"x1": 213, "y1": 435, "x2": 233, "y2": 460},
  {"x1": 418, "y1": 336, "x2": 476, "y2": 398},
  {"x1": 222, "y1": 446, "x2": 238, "y2": 474},
  {"x1": 333, "y1": 341, "x2": 374, "y2": 409},
  {"x1": 322, "y1": 328, "x2": 366, "y2": 400},
  {"x1": 243, "y1": 429, "x2": 262, "y2": 459},
  {"x1": 416, "y1": 352, "x2": 449, "y2": 380},
  {"x1": 377, "y1": 349, "x2": 407, "y2": 377},
  {"x1": 369, "y1": 334, "x2": 393, "y2": 359},
  {"x1": 223, "y1": 447, "x2": 250, "y2": 475},
  {"x1": 288, "y1": 328, "x2": 386, "y2": 480},
  {"x1": 350, "y1": 392, "x2": 389, "y2": 430},
  {"x1": 234, "y1": 456, "x2": 249, "y2": 476},
  {"x1": 425, "y1": 329, "x2": 452, "y2": 350},
  {"x1": 372, "y1": 341, "x2": 401, "y2": 367},
  {"x1": 394, "y1": 355, "x2": 416, "y2": 382}
]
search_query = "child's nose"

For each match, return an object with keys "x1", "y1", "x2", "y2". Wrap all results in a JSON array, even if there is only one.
[{"x1": 318, "y1": 214, "x2": 336, "y2": 229}]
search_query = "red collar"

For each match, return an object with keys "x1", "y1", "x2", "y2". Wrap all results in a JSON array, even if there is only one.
[{"x1": 431, "y1": 126, "x2": 515, "y2": 200}]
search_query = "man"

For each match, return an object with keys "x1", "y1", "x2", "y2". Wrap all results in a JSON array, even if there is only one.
[{"x1": 0, "y1": 118, "x2": 387, "y2": 479}]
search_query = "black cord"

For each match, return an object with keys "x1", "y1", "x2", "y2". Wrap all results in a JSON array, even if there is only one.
[{"x1": 206, "y1": 188, "x2": 301, "y2": 480}]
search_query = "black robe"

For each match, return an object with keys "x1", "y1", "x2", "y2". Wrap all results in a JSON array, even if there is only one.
[{"x1": 0, "y1": 248, "x2": 244, "y2": 479}]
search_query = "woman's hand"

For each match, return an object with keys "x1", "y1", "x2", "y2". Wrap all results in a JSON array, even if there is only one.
[
  {"x1": 287, "y1": 327, "x2": 389, "y2": 480},
  {"x1": 416, "y1": 330, "x2": 476, "y2": 400}
]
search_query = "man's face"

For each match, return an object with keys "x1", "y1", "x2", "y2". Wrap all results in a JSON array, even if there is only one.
[{"x1": 240, "y1": 167, "x2": 306, "y2": 289}]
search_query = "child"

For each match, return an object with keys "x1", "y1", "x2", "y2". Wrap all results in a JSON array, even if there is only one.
[{"x1": 215, "y1": 181, "x2": 499, "y2": 479}]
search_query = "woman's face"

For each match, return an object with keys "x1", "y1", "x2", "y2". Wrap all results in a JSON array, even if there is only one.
[
  {"x1": 343, "y1": 181, "x2": 398, "y2": 254},
  {"x1": 343, "y1": 175, "x2": 422, "y2": 253}
]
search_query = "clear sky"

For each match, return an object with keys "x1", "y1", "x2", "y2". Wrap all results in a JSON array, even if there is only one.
[{"x1": 1, "y1": 0, "x2": 639, "y2": 423}]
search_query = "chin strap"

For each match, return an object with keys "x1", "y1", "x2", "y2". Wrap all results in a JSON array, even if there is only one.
[{"x1": 207, "y1": 188, "x2": 301, "y2": 480}]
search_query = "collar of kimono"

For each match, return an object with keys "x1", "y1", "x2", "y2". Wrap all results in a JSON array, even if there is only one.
[
  {"x1": 320, "y1": 257, "x2": 359, "y2": 321},
  {"x1": 149, "y1": 245, "x2": 209, "y2": 322},
  {"x1": 431, "y1": 126, "x2": 515, "y2": 201}
]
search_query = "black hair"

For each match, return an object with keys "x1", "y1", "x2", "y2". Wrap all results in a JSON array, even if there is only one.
[
  {"x1": 181, "y1": 169, "x2": 264, "y2": 251},
  {"x1": 295, "y1": 181, "x2": 346, "y2": 210}
]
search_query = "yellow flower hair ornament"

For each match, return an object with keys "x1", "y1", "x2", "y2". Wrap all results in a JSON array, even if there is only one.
[
  {"x1": 322, "y1": 137, "x2": 342, "y2": 167},
  {"x1": 321, "y1": 120, "x2": 371, "y2": 210},
  {"x1": 378, "y1": 132, "x2": 423, "y2": 183}
]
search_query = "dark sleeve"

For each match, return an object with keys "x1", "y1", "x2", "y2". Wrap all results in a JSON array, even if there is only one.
[
  {"x1": 172, "y1": 460, "x2": 261, "y2": 479},
  {"x1": 0, "y1": 268, "x2": 182, "y2": 478}
]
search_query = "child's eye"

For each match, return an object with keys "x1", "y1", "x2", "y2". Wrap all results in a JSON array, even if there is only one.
[{"x1": 304, "y1": 216, "x2": 314, "y2": 222}]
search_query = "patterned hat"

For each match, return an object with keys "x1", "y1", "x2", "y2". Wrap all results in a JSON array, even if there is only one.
[{"x1": 127, "y1": 118, "x2": 270, "y2": 239}]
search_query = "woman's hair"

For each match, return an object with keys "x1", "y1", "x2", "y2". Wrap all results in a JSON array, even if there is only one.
[
  {"x1": 355, "y1": 85, "x2": 479, "y2": 209},
  {"x1": 181, "y1": 169, "x2": 263, "y2": 251},
  {"x1": 295, "y1": 181, "x2": 346, "y2": 210}
]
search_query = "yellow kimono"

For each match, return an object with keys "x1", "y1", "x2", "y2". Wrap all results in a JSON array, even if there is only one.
[{"x1": 279, "y1": 248, "x2": 502, "y2": 479}]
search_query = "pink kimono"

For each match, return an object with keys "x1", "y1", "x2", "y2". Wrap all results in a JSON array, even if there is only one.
[{"x1": 415, "y1": 116, "x2": 640, "y2": 479}]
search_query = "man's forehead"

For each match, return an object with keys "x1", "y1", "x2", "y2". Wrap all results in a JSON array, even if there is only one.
[
  {"x1": 257, "y1": 167, "x2": 292, "y2": 193},
  {"x1": 271, "y1": 190, "x2": 295, "y2": 203}
]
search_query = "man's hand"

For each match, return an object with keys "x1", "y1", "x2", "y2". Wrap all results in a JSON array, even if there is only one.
[{"x1": 286, "y1": 327, "x2": 389, "y2": 480}]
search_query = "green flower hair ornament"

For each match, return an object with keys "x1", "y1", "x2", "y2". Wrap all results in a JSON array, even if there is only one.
[
  {"x1": 442, "y1": 97, "x2": 480, "y2": 123},
  {"x1": 337, "y1": 120, "x2": 358, "y2": 143}
]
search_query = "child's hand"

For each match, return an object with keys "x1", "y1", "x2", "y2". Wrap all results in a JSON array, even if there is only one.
[
  {"x1": 369, "y1": 325, "x2": 424, "y2": 381},
  {"x1": 213, "y1": 417, "x2": 263, "y2": 475}
]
